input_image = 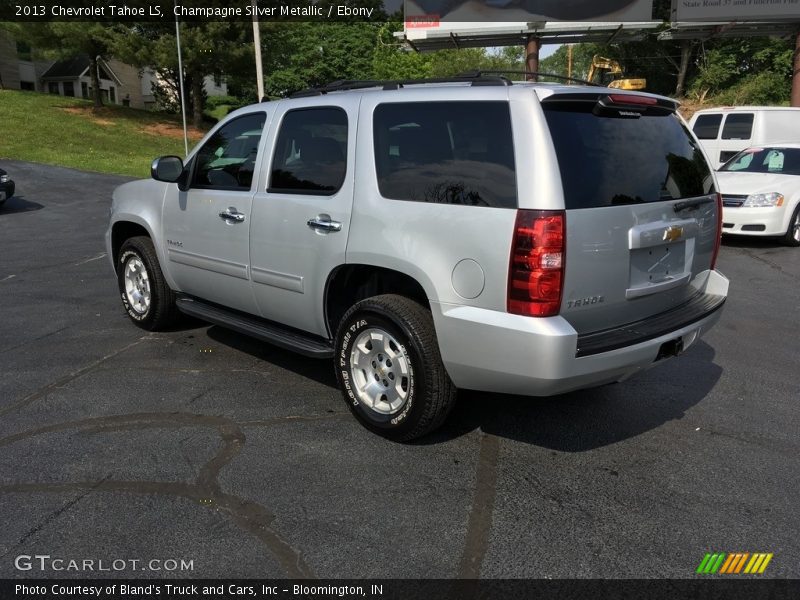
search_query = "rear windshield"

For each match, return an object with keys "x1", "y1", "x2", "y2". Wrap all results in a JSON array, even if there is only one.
[{"x1": 543, "y1": 101, "x2": 715, "y2": 209}]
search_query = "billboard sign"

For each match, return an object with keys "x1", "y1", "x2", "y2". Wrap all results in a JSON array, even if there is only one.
[
  {"x1": 405, "y1": 0, "x2": 655, "y2": 24},
  {"x1": 676, "y1": 0, "x2": 800, "y2": 21}
]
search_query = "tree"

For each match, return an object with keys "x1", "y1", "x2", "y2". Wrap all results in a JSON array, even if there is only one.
[
  {"x1": 540, "y1": 44, "x2": 599, "y2": 81},
  {"x1": 7, "y1": 22, "x2": 116, "y2": 109},
  {"x1": 690, "y1": 37, "x2": 793, "y2": 103},
  {"x1": 113, "y1": 22, "x2": 250, "y2": 127},
  {"x1": 261, "y1": 22, "x2": 381, "y2": 97},
  {"x1": 372, "y1": 21, "x2": 433, "y2": 81}
]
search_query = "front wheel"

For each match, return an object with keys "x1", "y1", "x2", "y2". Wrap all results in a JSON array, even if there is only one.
[
  {"x1": 334, "y1": 294, "x2": 457, "y2": 442},
  {"x1": 781, "y1": 204, "x2": 800, "y2": 247},
  {"x1": 117, "y1": 236, "x2": 180, "y2": 330}
]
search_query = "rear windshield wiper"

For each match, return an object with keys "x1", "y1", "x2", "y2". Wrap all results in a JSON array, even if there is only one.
[{"x1": 673, "y1": 197, "x2": 715, "y2": 212}]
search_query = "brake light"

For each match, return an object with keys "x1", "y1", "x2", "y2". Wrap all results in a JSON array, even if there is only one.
[
  {"x1": 508, "y1": 210, "x2": 565, "y2": 317},
  {"x1": 711, "y1": 192, "x2": 722, "y2": 270},
  {"x1": 607, "y1": 94, "x2": 658, "y2": 106}
]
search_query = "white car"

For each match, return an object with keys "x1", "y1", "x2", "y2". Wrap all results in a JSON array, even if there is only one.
[{"x1": 716, "y1": 144, "x2": 800, "y2": 246}]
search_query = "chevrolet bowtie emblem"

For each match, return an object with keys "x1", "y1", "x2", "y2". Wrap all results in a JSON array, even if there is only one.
[{"x1": 663, "y1": 226, "x2": 684, "y2": 242}]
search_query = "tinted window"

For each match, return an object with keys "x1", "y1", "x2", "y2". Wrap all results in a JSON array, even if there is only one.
[
  {"x1": 543, "y1": 101, "x2": 714, "y2": 209},
  {"x1": 721, "y1": 147, "x2": 800, "y2": 175},
  {"x1": 269, "y1": 107, "x2": 348, "y2": 194},
  {"x1": 192, "y1": 113, "x2": 265, "y2": 190},
  {"x1": 721, "y1": 113, "x2": 754, "y2": 140},
  {"x1": 693, "y1": 114, "x2": 722, "y2": 139},
  {"x1": 373, "y1": 102, "x2": 516, "y2": 208}
]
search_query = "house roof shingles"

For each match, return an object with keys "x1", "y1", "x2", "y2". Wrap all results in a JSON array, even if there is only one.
[{"x1": 41, "y1": 55, "x2": 91, "y2": 79}]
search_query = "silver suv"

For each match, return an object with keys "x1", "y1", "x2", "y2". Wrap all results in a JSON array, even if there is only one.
[{"x1": 106, "y1": 76, "x2": 729, "y2": 441}]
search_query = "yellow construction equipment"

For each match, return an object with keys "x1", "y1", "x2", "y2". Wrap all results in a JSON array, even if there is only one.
[{"x1": 587, "y1": 55, "x2": 646, "y2": 90}]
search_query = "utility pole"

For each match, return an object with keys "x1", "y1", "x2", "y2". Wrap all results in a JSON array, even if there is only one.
[
  {"x1": 251, "y1": 0, "x2": 264, "y2": 101},
  {"x1": 567, "y1": 44, "x2": 573, "y2": 79},
  {"x1": 792, "y1": 28, "x2": 800, "y2": 107},
  {"x1": 525, "y1": 35, "x2": 541, "y2": 81},
  {"x1": 174, "y1": 1, "x2": 189, "y2": 157}
]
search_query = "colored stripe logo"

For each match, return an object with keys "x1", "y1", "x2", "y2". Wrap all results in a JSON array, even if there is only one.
[{"x1": 696, "y1": 552, "x2": 773, "y2": 574}]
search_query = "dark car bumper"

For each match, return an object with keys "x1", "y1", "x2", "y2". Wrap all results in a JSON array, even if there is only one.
[{"x1": 0, "y1": 180, "x2": 14, "y2": 201}]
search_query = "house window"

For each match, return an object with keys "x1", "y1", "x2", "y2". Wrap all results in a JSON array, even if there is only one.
[
  {"x1": 48, "y1": 82, "x2": 59, "y2": 95},
  {"x1": 16, "y1": 41, "x2": 32, "y2": 61},
  {"x1": 81, "y1": 82, "x2": 88, "y2": 98},
  {"x1": 20, "y1": 81, "x2": 35, "y2": 91},
  {"x1": 109, "y1": 87, "x2": 116, "y2": 103},
  {"x1": 63, "y1": 82, "x2": 75, "y2": 97}
]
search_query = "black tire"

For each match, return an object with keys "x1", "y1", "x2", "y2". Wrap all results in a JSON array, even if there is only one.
[
  {"x1": 334, "y1": 294, "x2": 457, "y2": 442},
  {"x1": 781, "y1": 204, "x2": 800, "y2": 247},
  {"x1": 117, "y1": 236, "x2": 180, "y2": 331}
]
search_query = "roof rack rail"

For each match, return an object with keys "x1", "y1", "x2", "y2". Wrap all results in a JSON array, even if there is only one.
[
  {"x1": 288, "y1": 73, "x2": 513, "y2": 98},
  {"x1": 458, "y1": 70, "x2": 600, "y2": 87}
]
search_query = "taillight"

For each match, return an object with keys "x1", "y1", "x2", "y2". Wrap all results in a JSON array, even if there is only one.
[
  {"x1": 508, "y1": 210, "x2": 565, "y2": 317},
  {"x1": 711, "y1": 192, "x2": 722, "y2": 270}
]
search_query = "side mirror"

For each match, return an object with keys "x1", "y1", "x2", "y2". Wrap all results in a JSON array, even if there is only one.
[{"x1": 151, "y1": 156, "x2": 185, "y2": 183}]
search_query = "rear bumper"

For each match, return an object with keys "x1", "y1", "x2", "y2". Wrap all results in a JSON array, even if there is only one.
[
  {"x1": 431, "y1": 270, "x2": 729, "y2": 397},
  {"x1": 722, "y1": 205, "x2": 788, "y2": 236}
]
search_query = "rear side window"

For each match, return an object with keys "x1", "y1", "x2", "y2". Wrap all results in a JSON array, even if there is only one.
[
  {"x1": 543, "y1": 100, "x2": 714, "y2": 209},
  {"x1": 693, "y1": 114, "x2": 722, "y2": 139},
  {"x1": 269, "y1": 107, "x2": 348, "y2": 195},
  {"x1": 721, "y1": 113, "x2": 754, "y2": 140},
  {"x1": 373, "y1": 101, "x2": 517, "y2": 208}
]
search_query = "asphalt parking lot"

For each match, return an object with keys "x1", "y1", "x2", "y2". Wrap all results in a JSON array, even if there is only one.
[{"x1": 0, "y1": 159, "x2": 798, "y2": 579}]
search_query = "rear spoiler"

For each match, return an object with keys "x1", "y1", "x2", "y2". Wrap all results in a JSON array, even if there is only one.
[{"x1": 541, "y1": 93, "x2": 678, "y2": 117}]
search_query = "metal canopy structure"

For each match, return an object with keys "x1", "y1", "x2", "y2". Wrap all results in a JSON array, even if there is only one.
[
  {"x1": 398, "y1": 21, "x2": 663, "y2": 52},
  {"x1": 398, "y1": 20, "x2": 800, "y2": 52},
  {"x1": 657, "y1": 21, "x2": 800, "y2": 41}
]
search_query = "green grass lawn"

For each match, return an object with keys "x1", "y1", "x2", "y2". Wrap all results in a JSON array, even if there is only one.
[{"x1": 0, "y1": 90, "x2": 207, "y2": 178}]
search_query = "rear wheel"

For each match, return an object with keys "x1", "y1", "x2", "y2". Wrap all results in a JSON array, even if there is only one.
[
  {"x1": 117, "y1": 236, "x2": 180, "y2": 330},
  {"x1": 781, "y1": 204, "x2": 800, "y2": 247},
  {"x1": 334, "y1": 294, "x2": 457, "y2": 442}
]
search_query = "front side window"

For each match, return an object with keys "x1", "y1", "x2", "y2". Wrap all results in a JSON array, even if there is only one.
[
  {"x1": 721, "y1": 113, "x2": 754, "y2": 140},
  {"x1": 373, "y1": 101, "x2": 517, "y2": 208},
  {"x1": 269, "y1": 107, "x2": 348, "y2": 194},
  {"x1": 192, "y1": 112, "x2": 265, "y2": 190}
]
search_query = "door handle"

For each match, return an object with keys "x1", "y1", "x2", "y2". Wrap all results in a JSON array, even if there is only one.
[
  {"x1": 307, "y1": 215, "x2": 342, "y2": 233},
  {"x1": 219, "y1": 208, "x2": 245, "y2": 223}
]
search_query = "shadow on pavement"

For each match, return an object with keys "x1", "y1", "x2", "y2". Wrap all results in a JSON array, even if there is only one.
[
  {"x1": 0, "y1": 195, "x2": 44, "y2": 214},
  {"x1": 424, "y1": 341, "x2": 722, "y2": 451},
  {"x1": 191, "y1": 319, "x2": 722, "y2": 450},
  {"x1": 206, "y1": 325, "x2": 338, "y2": 389}
]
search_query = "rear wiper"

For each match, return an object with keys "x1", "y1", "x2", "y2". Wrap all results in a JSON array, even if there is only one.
[{"x1": 673, "y1": 197, "x2": 715, "y2": 212}]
